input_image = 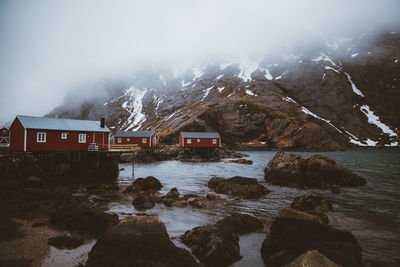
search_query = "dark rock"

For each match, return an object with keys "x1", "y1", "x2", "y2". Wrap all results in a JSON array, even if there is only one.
[
  {"x1": 119, "y1": 168, "x2": 125, "y2": 171},
  {"x1": 188, "y1": 198, "x2": 206, "y2": 209},
  {"x1": 48, "y1": 235, "x2": 84, "y2": 249},
  {"x1": 283, "y1": 250, "x2": 341, "y2": 267},
  {"x1": 261, "y1": 208, "x2": 363, "y2": 267},
  {"x1": 206, "y1": 192, "x2": 222, "y2": 201},
  {"x1": 32, "y1": 222, "x2": 46, "y2": 228},
  {"x1": 49, "y1": 203, "x2": 118, "y2": 237},
  {"x1": 0, "y1": 259, "x2": 32, "y2": 267},
  {"x1": 25, "y1": 176, "x2": 43, "y2": 188},
  {"x1": 86, "y1": 216, "x2": 198, "y2": 267},
  {"x1": 124, "y1": 176, "x2": 162, "y2": 193},
  {"x1": 181, "y1": 224, "x2": 241, "y2": 267},
  {"x1": 264, "y1": 152, "x2": 366, "y2": 189},
  {"x1": 119, "y1": 153, "x2": 134, "y2": 163},
  {"x1": 208, "y1": 176, "x2": 269, "y2": 198},
  {"x1": 224, "y1": 159, "x2": 253, "y2": 165},
  {"x1": 290, "y1": 195, "x2": 332, "y2": 224},
  {"x1": 216, "y1": 213, "x2": 264, "y2": 234},
  {"x1": 132, "y1": 195, "x2": 155, "y2": 210},
  {"x1": 166, "y1": 187, "x2": 180, "y2": 199}
]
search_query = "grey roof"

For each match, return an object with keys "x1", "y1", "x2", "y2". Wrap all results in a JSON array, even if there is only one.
[
  {"x1": 16, "y1": 115, "x2": 111, "y2": 133},
  {"x1": 181, "y1": 132, "x2": 221, "y2": 139},
  {"x1": 114, "y1": 131, "x2": 155, "y2": 138}
]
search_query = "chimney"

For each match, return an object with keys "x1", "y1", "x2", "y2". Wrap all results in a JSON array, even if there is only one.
[{"x1": 100, "y1": 118, "x2": 105, "y2": 128}]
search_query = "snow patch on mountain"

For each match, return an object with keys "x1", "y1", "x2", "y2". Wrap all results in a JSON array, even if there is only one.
[
  {"x1": 312, "y1": 53, "x2": 338, "y2": 67},
  {"x1": 275, "y1": 71, "x2": 287, "y2": 80},
  {"x1": 121, "y1": 87, "x2": 147, "y2": 131},
  {"x1": 238, "y1": 59, "x2": 260, "y2": 81},
  {"x1": 351, "y1": 53, "x2": 359, "y2": 58},
  {"x1": 325, "y1": 66, "x2": 340, "y2": 74},
  {"x1": 192, "y1": 67, "x2": 204, "y2": 81},
  {"x1": 217, "y1": 86, "x2": 225, "y2": 93},
  {"x1": 202, "y1": 86, "x2": 213, "y2": 101},
  {"x1": 360, "y1": 105, "x2": 398, "y2": 143},
  {"x1": 245, "y1": 89, "x2": 256, "y2": 96},
  {"x1": 264, "y1": 69, "x2": 273, "y2": 80},
  {"x1": 344, "y1": 72, "x2": 364, "y2": 97}
]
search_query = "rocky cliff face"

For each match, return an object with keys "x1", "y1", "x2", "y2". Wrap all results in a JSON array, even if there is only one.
[{"x1": 48, "y1": 32, "x2": 400, "y2": 150}]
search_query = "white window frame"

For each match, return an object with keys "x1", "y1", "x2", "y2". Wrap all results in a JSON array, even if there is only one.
[
  {"x1": 142, "y1": 138, "x2": 147, "y2": 143},
  {"x1": 212, "y1": 139, "x2": 217, "y2": 144},
  {"x1": 37, "y1": 132, "x2": 46, "y2": 143},
  {"x1": 127, "y1": 138, "x2": 130, "y2": 142},
  {"x1": 61, "y1": 132, "x2": 68, "y2": 139},
  {"x1": 187, "y1": 138, "x2": 191, "y2": 144},
  {"x1": 197, "y1": 138, "x2": 200, "y2": 143},
  {"x1": 79, "y1": 133, "x2": 86, "y2": 143},
  {"x1": 117, "y1": 138, "x2": 122, "y2": 143}
]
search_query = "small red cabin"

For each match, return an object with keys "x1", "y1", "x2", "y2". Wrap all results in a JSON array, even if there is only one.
[
  {"x1": 179, "y1": 132, "x2": 221, "y2": 148},
  {"x1": 0, "y1": 127, "x2": 10, "y2": 146},
  {"x1": 9, "y1": 115, "x2": 111, "y2": 152},
  {"x1": 114, "y1": 130, "x2": 158, "y2": 147}
]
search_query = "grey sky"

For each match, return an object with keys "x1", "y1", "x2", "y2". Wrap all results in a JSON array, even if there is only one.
[{"x1": 1, "y1": 0, "x2": 399, "y2": 122}]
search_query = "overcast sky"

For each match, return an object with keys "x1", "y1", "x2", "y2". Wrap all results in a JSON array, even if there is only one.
[{"x1": 1, "y1": 0, "x2": 399, "y2": 122}]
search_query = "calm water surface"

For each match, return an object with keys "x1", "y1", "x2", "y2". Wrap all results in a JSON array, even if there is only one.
[{"x1": 109, "y1": 149, "x2": 400, "y2": 266}]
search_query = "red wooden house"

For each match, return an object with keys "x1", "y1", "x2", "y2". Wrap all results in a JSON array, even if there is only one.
[
  {"x1": 9, "y1": 115, "x2": 111, "y2": 152},
  {"x1": 0, "y1": 127, "x2": 10, "y2": 146},
  {"x1": 179, "y1": 132, "x2": 221, "y2": 148},
  {"x1": 114, "y1": 130, "x2": 158, "y2": 147}
]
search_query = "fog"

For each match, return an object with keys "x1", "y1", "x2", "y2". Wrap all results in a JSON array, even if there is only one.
[{"x1": 0, "y1": 0, "x2": 399, "y2": 122}]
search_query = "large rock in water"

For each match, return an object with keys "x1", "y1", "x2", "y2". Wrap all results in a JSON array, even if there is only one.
[
  {"x1": 124, "y1": 176, "x2": 163, "y2": 192},
  {"x1": 264, "y1": 152, "x2": 366, "y2": 189},
  {"x1": 208, "y1": 176, "x2": 269, "y2": 198},
  {"x1": 181, "y1": 213, "x2": 264, "y2": 266},
  {"x1": 86, "y1": 216, "x2": 198, "y2": 267},
  {"x1": 290, "y1": 195, "x2": 332, "y2": 224},
  {"x1": 261, "y1": 208, "x2": 363, "y2": 267}
]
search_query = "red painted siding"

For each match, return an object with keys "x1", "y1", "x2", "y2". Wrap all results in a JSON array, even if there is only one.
[
  {"x1": 115, "y1": 133, "x2": 159, "y2": 147},
  {"x1": 10, "y1": 118, "x2": 25, "y2": 151},
  {"x1": 26, "y1": 130, "x2": 109, "y2": 152},
  {"x1": 181, "y1": 137, "x2": 221, "y2": 148}
]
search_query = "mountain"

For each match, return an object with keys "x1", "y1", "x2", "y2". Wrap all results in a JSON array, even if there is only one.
[{"x1": 48, "y1": 32, "x2": 400, "y2": 150}]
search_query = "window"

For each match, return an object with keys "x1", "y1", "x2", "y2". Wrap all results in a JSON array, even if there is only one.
[
  {"x1": 187, "y1": 139, "x2": 191, "y2": 144},
  {"x1": 212, "y1": 139, "x2": 217, "y2": 144},
  {"x1": 61, "y1": 132, "x2": 68, "y2": 139},
  {"x1": 197, "y1": 139, "x2": 200, "y2": 143},
  {"x1": 127, "y1": 138, "x2": 130, "y2": 142},
  {"x1": 117, "y1": 138, "x2": 122, "y2": 143},
  {"x1": 79, "y1": 133, "x2": 86, "y2": 143},
  {"x1": 37, "y1": 132, "x2": 46, "y2": 143},
  {"x1": 142, "y1": 138, "x2": 147, "y2": 143},
  {"x1": 2, "y1": 130, "x2": 6, "y2": 135}
]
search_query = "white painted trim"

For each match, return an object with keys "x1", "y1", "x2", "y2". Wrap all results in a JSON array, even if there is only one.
[
  {"x1": 24, "y1": 129, "x2": 27, "y2": 151},
  {"x1": 78, "y1": 133, "x2": 86, "y2": 143},
  {"x1": 36, "y1": 132, "x2": 47, "y2": 143}
]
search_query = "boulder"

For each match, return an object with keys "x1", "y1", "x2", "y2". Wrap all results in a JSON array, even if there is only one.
[
  {"x1": 124, "y1": 176, "x2": 162, "y2": 193},
  {"x1": 216, "y1": 213, "x2": 264, "y2": 234},
  {"x1": 86, "y1": 216, "x2": 198, "y2": 267},
  {"x1": 188, "y1": 197, "x2": 206, "y2": 209},
  {"x1": 224, "y1": 159, "x2": 253, "y2": 165},
  {"x1": 50, "y1": 203, "x2": 118, "y2": 237},
  {"x1": 181, "y1": 213, "x2": 264, "y2": 266},
  {"x1": 261, "y1": 208, "x2": 363, "y2": 267},
  {"x1": 181, "y1": 224, "x2": 241, "y2": 267},
  {"x1": 208, "y1": 176, "x2": 269, "y2": 198},
  {"x1": 283, "y1": 250, "x2": 342, "y2": 267},
  {"x1": 290, "y1": 195, "x2": 332, "y2": 224},
  {"x1": 206, "y1": 192, "x2": 222, "y2": 201},
  {"x1": 166, "y1": 187, "x2": 180, "y2": 199},
  {"x1": 264, "y1": 152, "x2": 366, "y2": 189},
  {"x1": 132, "y1": 195, "x2": 155, "y2": 210}
]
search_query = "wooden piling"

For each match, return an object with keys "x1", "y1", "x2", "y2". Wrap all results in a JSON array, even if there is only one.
[{"x1": 132, "y1": 152, "x2": 135, "y2": 178}]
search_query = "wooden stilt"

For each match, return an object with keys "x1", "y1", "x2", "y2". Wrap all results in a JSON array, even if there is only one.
[
  {"x1": 29, "y1": 157, "x2": 47, "y2": 178},
  {"x1": 132, "y1": 152, "x2": 135, "y2": 178}
]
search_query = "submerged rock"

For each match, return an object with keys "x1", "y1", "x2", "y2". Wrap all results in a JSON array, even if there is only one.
[
  {"x1": 290, "y1": 195, "x2": 332, "y2": 224},
  {"x1": 224, "y1": 159, "x2": 253, "y2": 165},
  {"x1": 208, "y1": 176, "x2": 269, "y2": 198},
  {"x1": 86, "y1": 216, "x2": 198, "y2": 267},
  {"x1": 166, "y1": 187, "x2": 180, "y2": 199},
  {"x1": 124, "y1": 176, "x2": 163, "y2": 193},
  {"x1": 283, "y1": 250, "x2": 342, "y2": 267},
  {"x1": 49, "y1": 203, "x2": 118, "y2": 237},
  {"x1": 132, "y1": 195, "x2": 155, "y2": 210},
  {"x1": 261, "y1": 208, "x2": 363, "y2": 267},
  {"x1": 206, "y1": 192, "x2": 222, "y2": 201},
  {"x1": 264, "y1": 152, "x2": 366, "y2": 189},
  {"x1": 181, "y1": 213, "x2": 263, "y2": 266}
]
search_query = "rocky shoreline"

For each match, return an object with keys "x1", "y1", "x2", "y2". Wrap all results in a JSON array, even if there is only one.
[{"x1": 1, "y1": 151, "x2": 394, "y2": 266}]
